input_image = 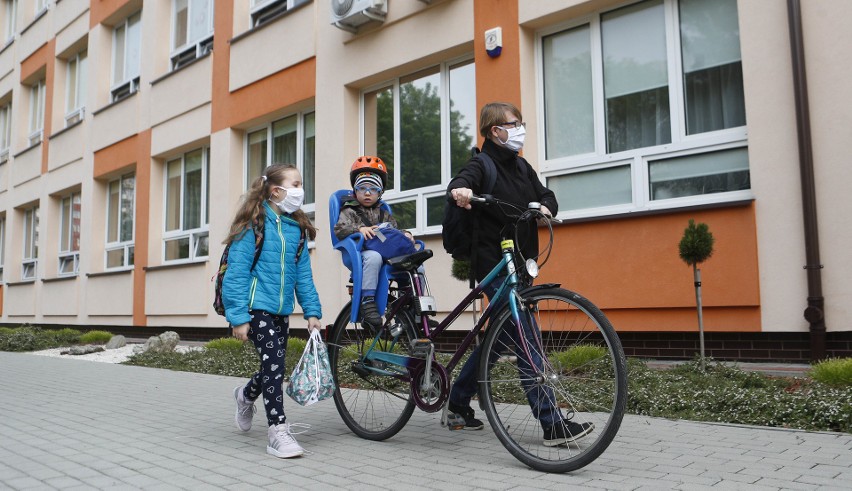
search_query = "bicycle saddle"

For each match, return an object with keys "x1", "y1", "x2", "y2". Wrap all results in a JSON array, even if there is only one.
[{"x1": 386, "y1": 249, "x2": 433, "y2": 271}]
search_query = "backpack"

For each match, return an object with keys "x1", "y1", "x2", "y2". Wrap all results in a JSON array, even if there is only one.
[
  {"x1": 213, "y1": 220, "x2": 306, "y2": 317},
  {"x1": 353, "y1": 206, "x2": 416, "y2": 259}
]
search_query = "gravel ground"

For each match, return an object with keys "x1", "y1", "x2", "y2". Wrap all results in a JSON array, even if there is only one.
[{"x1": 28, "y1": 344, "x2": 200, "y2": 364}]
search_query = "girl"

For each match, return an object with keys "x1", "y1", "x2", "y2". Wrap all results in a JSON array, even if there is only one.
[{"x1": 221, "y1": 164, "x2": 322, "y2": 459}]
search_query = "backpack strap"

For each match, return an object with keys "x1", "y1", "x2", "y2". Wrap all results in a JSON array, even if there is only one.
[
  {"x1": 250, "y1": 219, "x2": 265, "y2": 271},
  {"x1": 472, "y1": 152, "x2": 498, "y2": 195},
  {"x1": 353, "y1": 206, "x2": 386, "y2": 228},
  {"x1": 294, "y1": 228, "x2": 306, "y2": 264}
]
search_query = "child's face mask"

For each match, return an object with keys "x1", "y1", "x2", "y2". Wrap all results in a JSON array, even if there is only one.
[{"x1": 271, "y1": 187, "x2": 305, "y2": 213}]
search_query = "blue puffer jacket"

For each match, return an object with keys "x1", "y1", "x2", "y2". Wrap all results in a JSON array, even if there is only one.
[{"x1": 222, "y1": 202, "x2": 321, "y2": 326}]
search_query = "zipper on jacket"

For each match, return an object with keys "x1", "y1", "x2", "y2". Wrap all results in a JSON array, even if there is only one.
[
  {"x1": 277, "y1": 217, "x2": 286, "y2": 313},
  {"x1": 249, "y1": 277, "x2": 258, "y2": 309}
]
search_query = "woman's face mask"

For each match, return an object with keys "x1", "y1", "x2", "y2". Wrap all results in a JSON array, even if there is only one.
[
  {"x1": 271, "y1": 187, "x2": 305, "y2": 214},
  {"x1": 496, "y1": 125, "x2": 526, "y2": 152}
]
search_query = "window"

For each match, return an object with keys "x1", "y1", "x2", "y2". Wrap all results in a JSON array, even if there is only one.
[
  {"x1": 2, "y1": 0, "x2": 16, "y2": 43},
  {"x1": 164, "y1": 148, "x2": 209, "y2": 262},
  {"x1": 35, "y1": 0, "x2": 47, "y2": 16},
  {"x1": 28, "y1": 79, "x2": 45, "y2": 146},
  {"x1": 246, "y1": 111, "x2": 316, "y2": 214},
  {"x1": 171, "y1": 0, "x2": 213, "y2": 70},
  {"x1": 0, "y1": 215, "x2": 5, "y2": 283},
  {"x1": 539, "y1": 0, "x2": 748, "y2": 217},
  {"x1": 106, "y1": 173, "x2": 135, "y2": 269},
  {"x1": 0, "y1": 102, "x2": 11, "y2": 162},
  {"x1": 250, "y1": 0, "x2": 308, "y2": 28},
  {"x1": 22, "y1": 205, "x2": 38, "y2": 280},
  {"x1": 58, "y1": 192, "x2": 81, "y2": 276},
  {"x1": 111, "y1": 12, "x2": 141, "y2": 102},
  {"x1": 65, "y1": 50, "x2": 87, "y2": 125},
  {"x1": 362, "y1": 58, "x2": 477, "y2": 233}
]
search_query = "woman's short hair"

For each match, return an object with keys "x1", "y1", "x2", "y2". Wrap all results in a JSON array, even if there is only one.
[{"x1": 479, "y1": 102, "x2": 523, "y2": 138}]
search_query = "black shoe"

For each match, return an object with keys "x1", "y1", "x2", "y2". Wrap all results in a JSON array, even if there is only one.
[
  {"x1": 542, "y1": 420, "x2": 594, "y2": 447},
  {"x1": 360, "y1": 297, "x2": 382, "y2": 330},
  {"x1": 447, "y1": 402, "x2": 484, "y2": 430}
]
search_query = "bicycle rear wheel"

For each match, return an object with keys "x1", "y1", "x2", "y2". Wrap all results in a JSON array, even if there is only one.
[
  {"x1": 478, "y1": 287, "x2": 627, "y2": 473},
  {"x1": 327, "y1": 300, "x2": 418, "y2": 441}
]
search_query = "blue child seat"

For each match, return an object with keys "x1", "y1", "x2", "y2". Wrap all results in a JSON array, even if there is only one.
[{"x1": 329, "y1": 189, "x2": 423, "y2": 324}]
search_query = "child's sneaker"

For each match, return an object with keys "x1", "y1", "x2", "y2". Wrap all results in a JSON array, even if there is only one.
[
  {"x1": 233, "y1": 386, "x2": 256, "y2": 432},
  {"x1": 542, "y1": 419, "x2": 594, "y2": 447},
  {"x1": 360, "y1": 296, "x2": 382, "y2": 331},
  {"x1": 267, "y1": 423, "x2": 305, "y2": 458},
  {"x1": 447, "y1": 402, "x2": 484, "y2": 430}
]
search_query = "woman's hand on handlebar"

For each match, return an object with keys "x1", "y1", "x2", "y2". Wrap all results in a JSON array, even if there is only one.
[{"x1": 450, "y1": 188, "x2": 474, "y2": 210}]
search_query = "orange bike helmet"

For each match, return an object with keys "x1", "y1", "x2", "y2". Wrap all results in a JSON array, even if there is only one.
[{"x1": 350, "y1": 156, "x2": 388, "y2": 188}]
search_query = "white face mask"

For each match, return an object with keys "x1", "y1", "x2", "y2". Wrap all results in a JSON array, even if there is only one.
[
  {"x1": 271, "y1": 187, "x2": 305, "y2": 214},
  {"x1": 497, "y1": 125, "x2": 526, "y2": 152}
]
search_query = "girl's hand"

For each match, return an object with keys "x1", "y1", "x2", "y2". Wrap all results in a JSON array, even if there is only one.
[
  {"x1": 232, "y1": 323, "x2": 249, "y2": 341},
  {"x1": 359, "y1": 225, "x2": 378, "y2": 239},
  {"x1": 306, "y1": 317, "x2": 322, "y2": 332}
]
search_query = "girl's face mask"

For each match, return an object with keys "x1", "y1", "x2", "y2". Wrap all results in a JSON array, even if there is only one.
[{"x1": 270, "y1": 187, "x2": 305, "y2": 214}]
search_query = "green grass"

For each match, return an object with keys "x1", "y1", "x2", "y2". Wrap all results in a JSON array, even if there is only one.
[
  {"x1": 205, "y1": 337, "x2": 245, "y2": 351},
  {"x1": 79, "y1": 330, "x2": 114, "y2": 344},
  {"x1": 810, "y1": 358, "x2": 852, "y2": 387},
  {"x1": 550, "y1": 344, "x2": 609, "y2": 372}
]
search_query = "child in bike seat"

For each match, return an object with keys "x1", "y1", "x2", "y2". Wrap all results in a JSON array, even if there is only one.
[{"x1": 333, "y1": 156, "x2": 417, "y2": 330}]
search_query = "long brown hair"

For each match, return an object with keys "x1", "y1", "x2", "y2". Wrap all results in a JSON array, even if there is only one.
[{"x1": 224, "y1": 164, "x2": 317, "y2": 245}]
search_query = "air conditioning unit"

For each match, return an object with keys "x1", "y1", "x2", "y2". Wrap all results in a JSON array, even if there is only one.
[{"x1": 331, "y1": 0, "x2": 387, "y2": 33}]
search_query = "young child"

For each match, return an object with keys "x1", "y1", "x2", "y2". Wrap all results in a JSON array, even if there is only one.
[
  {"x1": 221, "y1": 164, "x2": 322, "y2": 459},
  {"x1": 333, "y1": 156, "x2": 415, "y2": 330}
]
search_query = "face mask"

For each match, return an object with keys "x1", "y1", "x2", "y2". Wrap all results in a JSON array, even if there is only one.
[
  {"x1": 271, "y1": 187, "x2": 305, "y2": 214},
  {"x1": 497, "y1": 125, "x2": 526, "y2": 152}
]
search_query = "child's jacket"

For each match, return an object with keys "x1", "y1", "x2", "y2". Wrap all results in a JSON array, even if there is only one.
[
  {"x1": 222, "y1": 202, "x2": 321, "y2": 326},
  {"x1": 333, "y1": 201, "x2": 400, "y2": 240}
]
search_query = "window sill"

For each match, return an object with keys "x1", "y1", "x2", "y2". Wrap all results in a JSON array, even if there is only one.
[
  {"x1": 150, "y1": 51, "x2": 212, "y2": 86},
  {"x1": 6, "y1": 280, "x2": 36, "y2": 286},
  {"x1": 230, "y1": 1, "x2": 312, "y2": 45},
  {"x1": 42, "y1": 275, "x2": 78, "y2": 283},
  {"x1": 12, "y1": 141, "x2": 41, "y2": 159},
  {"x1": 49, "y1": 119, "x2": 83, "y2": 140},
  {"x1": 0, "y1": 38, "x2": 13, "y2": 55},
  {"x1": 20, "y1": 8, "x2": 48, "y2": 36},
  {"x1": 92, "y1": 90, "x2": 139, "y2": 116},
  {"x1": 144, "y1": 260, "x2": 208, "y2": 272},
  {"x1": 555, "y1": 198, "x2": 755, "y2": 226},
  {"x1": 87, "y1": 269, "x2": 133, "y2": 278}
]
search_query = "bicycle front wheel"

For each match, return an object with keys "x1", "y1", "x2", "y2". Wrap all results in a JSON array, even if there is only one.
[
  {"x1": 478, "y1": 287, "x2": 627, "y2": 473},
  {"x1": 327, "y1": 300, "x2": 418, "y2": 441}
]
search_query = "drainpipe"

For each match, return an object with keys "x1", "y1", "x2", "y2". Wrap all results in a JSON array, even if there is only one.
[{"x1": 787, "y1": 0, "x2": 825, "y2": 361}]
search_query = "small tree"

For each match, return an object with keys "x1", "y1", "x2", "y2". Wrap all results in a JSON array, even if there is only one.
[{"x1": 679, "y1": 219, "x2": 715, "y2": 371}]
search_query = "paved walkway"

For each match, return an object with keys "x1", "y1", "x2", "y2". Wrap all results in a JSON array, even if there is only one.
[{"x1": 1, "y1": 352, "x2": 849, "y2": 490}]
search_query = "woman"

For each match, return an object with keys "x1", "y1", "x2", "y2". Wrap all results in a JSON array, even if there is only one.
[{"x1": 446, "y1": 102, "x2": 593, "y2": 446}]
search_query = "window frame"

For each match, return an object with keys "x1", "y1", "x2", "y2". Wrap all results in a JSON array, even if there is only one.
[
  {"x1": 162, "y1": 147, "x2": 210, "y2": 264},
  {"x1": 535, "y1": 0, "x2": 750, "y2": 221},
  {"x1": 35, "y1": 0, "x2": 47, "y2": 16},
  {"x1": 65, "y1": 50, "x2": 87, "y2": 126},
  {"x1": 110, "y1": 12, "x2": 142, "y2": 103},
  {"x1": 28, "y1": 79, "x2": 45, "y2": 146},
  {"x1": 359, "y1": 55, "x2": 477, "y2": 235},
  {"x1": 170, "y1": 0, "x2": 214, "y2": 71},
  {"x1": 2, "y1": 0, "x2": 17, "y2": 44},
  {"x1": 0, "y1": 101, "x2": 11, "y2": 162},
  {"x1": 0, "y1": 215, "x2": 5, "y2": 283},
  {"x1": 58, "y1": 192, "x2": 81, "y2": 277},
  {"x1": 22, "y1": 205, "x2": 38, "y2": 280},
  {"x1": 105, "y1": 172, "x2": 136, "y2": 271},
  {"x1": 250, "y1": 0, "x2": 307, "y2": 28}
]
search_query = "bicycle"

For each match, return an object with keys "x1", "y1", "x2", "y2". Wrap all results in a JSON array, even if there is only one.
[{"x1": 326, "y1": 194, "x2": 628, "y2": 473}]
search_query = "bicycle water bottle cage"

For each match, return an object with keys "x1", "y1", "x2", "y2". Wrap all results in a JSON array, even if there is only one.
[{"x1": 387, "y1": 249, "x2": 433, "y2": 271}]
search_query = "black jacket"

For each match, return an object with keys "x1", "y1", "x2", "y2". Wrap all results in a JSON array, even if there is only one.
[{"x1": 447, "y1": 139, "x2": 558, "y2": 281}]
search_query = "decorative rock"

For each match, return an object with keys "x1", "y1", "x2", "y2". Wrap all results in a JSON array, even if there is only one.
[
  {"x1": 105, "y1": 335, "x2": 127, "y2": 350},
  {"x1": 136, "y1": 331, "x2": 181, "y2": 354},
  {"x1": 68, "y1": 345, "x2": 105, "y2": 355}
]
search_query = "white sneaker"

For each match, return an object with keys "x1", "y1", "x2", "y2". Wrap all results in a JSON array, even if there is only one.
[
  {"x1": 233, "y1": 386, "x2": 256, "y2": 432},
  {"x1": 267, "y1": 423, "x2": 305, "y2": 458}
]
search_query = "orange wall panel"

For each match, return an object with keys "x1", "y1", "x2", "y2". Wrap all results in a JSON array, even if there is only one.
[
  {"x1": 90, "y1": 0, "x2": 132, "y2": 28},
  {"x1": 93, "y1": 134, "x2": 139, "y2": 178}
]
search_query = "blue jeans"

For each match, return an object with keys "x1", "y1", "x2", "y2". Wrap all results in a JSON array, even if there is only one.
[{"x1": 449, "y1": 278, "x2": 562, "y2": 427}]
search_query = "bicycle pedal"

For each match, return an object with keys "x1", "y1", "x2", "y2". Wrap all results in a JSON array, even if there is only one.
[
  {"x1": 446, "y1": 412, "x2": 466, "y2": 431},
  {"x1": 410, "y1": 338, "x2": 433, "y2": 358}
]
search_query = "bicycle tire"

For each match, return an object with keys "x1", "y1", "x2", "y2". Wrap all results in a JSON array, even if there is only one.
[
  {"x1": 478, "y1": 287, "x2": 627, "y2": 473},
  {"x1": 327, "y1": 300, "x2": 418, "y2": 441}
]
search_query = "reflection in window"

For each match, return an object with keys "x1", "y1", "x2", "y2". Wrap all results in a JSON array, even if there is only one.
[
  {"x1": 112, "y1": 12, "x2": 142, "y2": 102},
  {"x1": 164, "y1": 148, "x2": 209, "y2": 261},
  {"x1": 171, "y1": 0, "x2": 214, "y2": 70},
  {"x1": 59, "y1": 193, "x2": 81, "y2": 276},
  {"x1": 22, "y1": 206, "x2": 39, "y2": 280},
  {"x1": 548, "y1": 166, "x2": 632, "y2": 212},
  {"x1": 388, "y1": 201, "x2": 416, "y2": 230},
  {"x1": 106, "y1": 173, "x2": 136, "y2": 269},
  {"x1": 649, "y1": 147, "x2": 749, "y2": 200},
  {"x1": 66, "y1": 50, "x2": 88, "y2": 125}
]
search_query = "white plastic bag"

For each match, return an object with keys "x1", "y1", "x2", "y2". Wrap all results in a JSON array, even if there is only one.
[{"x1": 286, "y1": 330, "x2": 335, "y2": 406}]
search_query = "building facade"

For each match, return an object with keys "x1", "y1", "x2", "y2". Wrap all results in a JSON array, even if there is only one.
[{"x1": 0, "y1": 0, "x2": 849, "y2": 361}]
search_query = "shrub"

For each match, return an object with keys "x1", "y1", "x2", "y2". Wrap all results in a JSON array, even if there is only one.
[
  {"x1": 79, "y1": 330, "x2": 114, "y2": 344},
  {"x1": 0, "y1": 327, "x2": 48, "y2": 351},
  {"x1": 206, "y1": 337, "x2": 244, "y2": 351},
  {"x1": 49, "y1": 328, "x2": 82, "y2": 345},
  {"x1": 550, "y1": 344, "x2": 609, "y2": 372},
  {"x1": 810, "y1": 358, "x2": 852, "y2": 387}
]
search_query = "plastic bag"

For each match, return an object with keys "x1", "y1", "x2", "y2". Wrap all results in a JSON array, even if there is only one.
[
  {"x1": 286, "y1": 330, "x2": 335, "y2": 406},
  {"x1": 364, "y1": 223, "x2": 416, "y2": 259}
]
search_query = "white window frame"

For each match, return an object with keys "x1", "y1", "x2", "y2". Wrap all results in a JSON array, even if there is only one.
[
  {"x1": 65, "y1": 50, "x2": 87, "y2": 126},
  {"x1": 250, "y1": 0, "x2": 304, "y2": 27},
  {"x1": 170, "y1": 0, "x2": 214, "y2": 70},
  {"x1": 535, "y1": 0, "x2": 751, "y2": 221},
  {"x1": 3, "y1": 0, "x2": 17, "y2": 44},
  {"x1": 105, "y1": 172, "x2": 136, "y2": 270},
  {"x1": 162, "y1": 147, "x2": 210, "y2": 264},
  {"x1": 0, "y1": 101, "x2": 11, "y2": 162},
  {"x1": 111, "y1": 12, "x2": 142, "y2": 103},
  {"x1": 0, "y1": 215, "x2": 5, "y2": 283},
  {"x1": 360, "y1": 55, "x2": 477, "y2": 235},
  {"x1": 22, "y1": 205, "x2": 38, "y2": 280},
  {"x1": 244, "y1": 110, "x2": 317, "y2": 217},
  {"x1": 28, "y1": 79, "x2": 45, "y2": 146},
  {"x1": 58, "y1": 192, "x2": 81, "y2": 277},
  {"x1": 35, "y1": 0, "x2": 47, "y2": 16}
]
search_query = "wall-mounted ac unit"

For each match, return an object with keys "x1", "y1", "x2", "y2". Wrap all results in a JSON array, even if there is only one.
[{"x1": 331, "y1": 0, "x2": 387, "y2": 33}]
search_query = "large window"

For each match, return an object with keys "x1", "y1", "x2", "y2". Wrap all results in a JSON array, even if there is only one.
[
  {"x1": 171, "y1": 0, "x2": 213, "y2": 70},
  {"x1": 0, "y1": 101, "x2": 11, "y2": 162},
  {"x1": 28, "y1": 79, "x2": 45, "y2": 146},
  {"x1": 362, "y1": 58, "x2": 477, "y2": 233},
  {"x1": 2, "y1": 0, "x2": 16, "y2": 44},
  {"x1": 106, "y1": 173, "x2": 135, "y2": 269},
  {"x1": 35, "y1": 0, "x2": 47, "y2": 16},
  {"x1": 22, "y1": 205, "x2": 38, "y2": 280},
  {"x1": 247, "y1": 111, "x2": 316, "y2": 214},
  {"x1": 111, "y1": 12, "x2": 142, "y2": 102},
  {"x1": 0, "y1": 215, "x2": 5, "y2": 283},
  {"x1": 540, "y1": 0, "x2": 748, "y2": 217},
  {"x1": 58, "y1": 192, "x2": 81, "y2": 276},
  {"x1": 164, "y1": 148, "x2": 209, "y2": 262},
  {"x1": 65, "y1": 50, "x2": 87, "y2": 125},
  {"x1": 250, "y1": 0, "x2": 308, "y2": 28}
]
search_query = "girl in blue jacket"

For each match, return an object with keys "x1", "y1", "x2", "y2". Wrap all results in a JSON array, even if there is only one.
[{"x1": 222, "y1": 163, "x2": 322, "y2": 459}]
